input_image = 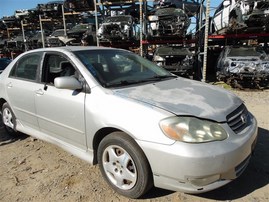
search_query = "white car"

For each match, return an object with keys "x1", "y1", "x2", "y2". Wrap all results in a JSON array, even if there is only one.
[
  {"x1": 212, "y1": 0, "x2": 269, "y2": 33},
  {"x1": 0, "y1": 46, "x2": 258, "y2": 198}
]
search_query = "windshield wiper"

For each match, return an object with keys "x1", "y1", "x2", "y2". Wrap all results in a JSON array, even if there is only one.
[
  {"x1": 139, "y1": 75, "x2": 178, "y2": 82},
  {"x1": 105, "y1": 80, "x2": 141, "y2": 87},
  {"x1": 153, "y1": 75, "x2": 178, "y2": 79},
  {"x1": 105, "y1": 75, "x2": 177, "y2": 88}
]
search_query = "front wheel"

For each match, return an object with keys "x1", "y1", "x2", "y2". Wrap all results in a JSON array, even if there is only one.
[
  {"x1": 2, "y1": 102, "x2": 18, "y2": 136},
  {"x1": 97, "y1": 132, "x2": 153, "y2": 199}
]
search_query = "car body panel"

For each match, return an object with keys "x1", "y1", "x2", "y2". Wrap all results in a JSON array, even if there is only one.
[
  {"x1": 4, "y1": 78, "x2": 40, "y2": 130},
  {"x1": 213, "y1": 0, "x2": 231, "y2": 32},
  {"x1": 113, "y1": 78, "x2": 243, "y2": 122},
  {"x1": 35, "y1": 83, "x2": 87, "y2": 150}
]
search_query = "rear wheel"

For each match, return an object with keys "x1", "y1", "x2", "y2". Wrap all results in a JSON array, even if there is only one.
[
  {"x1": 97, "y1": 132, "x2": 153, "y2": 199},
  {"x1": 2, "y1": 102, "x2": 18, "y2": 136}
]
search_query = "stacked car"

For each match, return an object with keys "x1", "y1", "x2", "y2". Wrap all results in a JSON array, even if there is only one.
[
  {"x1": 1, "y1": 0, "x2": 269, "y2": 89},
  {"x1": 97, "y1": 15, "x2": 138, "y2": 42},
  {"x1": 216, "y1": 46, "x2": 269, "y2": 88},
  {"x1": 148, "y1": 7, "x2": 190, "y2": 38},
  {"x1": 153, "y1": 46, "x2": 194, "y2": 78},
  {"x1": 212, "y1": 0, "x2": 269, "y2": 34}
]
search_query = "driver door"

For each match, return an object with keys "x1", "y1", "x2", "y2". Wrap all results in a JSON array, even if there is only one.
[{"x1": 34, "y1": 52, "x2": 87, "y2": 150}]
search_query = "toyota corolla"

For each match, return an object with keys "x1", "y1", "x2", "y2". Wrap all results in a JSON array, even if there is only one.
[{"x1": 0, "y1": 46, "x2": 257, "y2": 198}]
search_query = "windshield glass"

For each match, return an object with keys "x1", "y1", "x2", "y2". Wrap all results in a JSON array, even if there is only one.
[
  {"x1": 75, "y1": 49, "x2": 174, "y2": 87},
  {"x1": 71, "y1": 24, "x2": 88, "y2": 30},
  {"x1": 104, "y1": 16, "x2": 131, "y2": 23},
  {"x1": 228, "y1": 47, "x2": 262, "y2": 57}
]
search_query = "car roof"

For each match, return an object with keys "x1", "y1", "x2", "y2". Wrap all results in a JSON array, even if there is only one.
[{"x1": 18, "y1": 46, "x2": 126, "y2": 55}]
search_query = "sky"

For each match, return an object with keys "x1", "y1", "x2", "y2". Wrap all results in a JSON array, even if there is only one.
[
  {"x1": 0, "y1": 0, "x2": 220, "y2": 19},
  {"x1": 0, "y1": 0, "x2": 49, "y2": 18}
]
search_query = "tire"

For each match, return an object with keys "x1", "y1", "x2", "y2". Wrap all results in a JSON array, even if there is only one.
[
  {"x1": 97, "y1": 132, "x2": 153, "y2": 199},
  {"x1": 2, "y1": 102, "x2": 18, "y2": 136}
]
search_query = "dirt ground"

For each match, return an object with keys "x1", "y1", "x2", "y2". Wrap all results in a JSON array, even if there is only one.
[{"x1": 0, "y1": 88, "x2": 268, "y2": 202}]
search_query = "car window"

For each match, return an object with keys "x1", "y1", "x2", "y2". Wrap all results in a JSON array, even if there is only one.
[
  {"x1": 42, "y1": 54, "x2": 78, "y2": 84},
  {"x1": 75, "y1": 49, "x2": 172, "y2": 87},
  {"x1": 9, "y1": 53, "x2": 41, "y2": 81}
]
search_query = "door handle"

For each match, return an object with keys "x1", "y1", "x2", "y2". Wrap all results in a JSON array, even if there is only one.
[
  {"x1": 35, "y1": 89, "x2": 44, "y2": 95},
  {"x1": 7, "y1": 82, "x2": 13, "y2": 88}
]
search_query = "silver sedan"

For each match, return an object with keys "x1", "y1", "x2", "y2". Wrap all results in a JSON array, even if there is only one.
[{"x1": 0, "y1": 46, "x2": 258, "y2": 199}]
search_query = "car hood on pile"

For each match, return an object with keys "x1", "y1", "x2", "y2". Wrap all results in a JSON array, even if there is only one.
[{"x1": 113, "y1": 78, "x2": 243, "y2": 122}]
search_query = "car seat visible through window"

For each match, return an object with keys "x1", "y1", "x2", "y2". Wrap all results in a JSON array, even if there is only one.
[{"x1": 60, "y1": 61, "x2": 75, "y2": 77}]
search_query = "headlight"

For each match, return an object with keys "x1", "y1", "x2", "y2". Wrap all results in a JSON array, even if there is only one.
[
  {"x1": 148, "y1": 15, "x2": 158, "y2": 21},
  {"x1": 159, "y1": 116, "x2": 228, "y2": 143},
  {"x1": 124, "y1": 25, "x2": 130, "y2": 31},
  {"x1": 154, "y1": 55, "x2": 165, "y2": 61}
]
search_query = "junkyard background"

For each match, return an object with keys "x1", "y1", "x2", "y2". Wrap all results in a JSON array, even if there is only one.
[
  {"x1": 0, "y1": 88, "x2": 268, "y2": 201},
  {"x1": 1, "y1": 0, "x2": 269, "y2": 89}
]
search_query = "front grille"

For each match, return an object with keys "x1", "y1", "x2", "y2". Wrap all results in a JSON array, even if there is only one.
[{"x1": 226, "y1": 104, "x2": 249, "y2": 134}]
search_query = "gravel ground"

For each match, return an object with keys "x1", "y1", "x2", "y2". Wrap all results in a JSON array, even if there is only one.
[{"x1": 0, "y1": 88, "x2": 268, "y2": 202}]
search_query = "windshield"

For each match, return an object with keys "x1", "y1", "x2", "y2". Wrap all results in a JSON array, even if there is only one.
[
  {"x1": 104, "y1": 16, "x2": 131, "y2": 23},
  {"x1": 51, "y1": 30, "x2": 65, "y2": 36},
  {"x1": 75, "y1": 49, "x2": 175, "y2": 88},
  {"x1": 228, "y1": 47, "x2": 262, "y2": 57},
  {"x1": 71, "y1": 24, "x2": 88, "y2": 30},
  {"x1": 156, "y1": 47, "x2": 192, "y2": 56}
]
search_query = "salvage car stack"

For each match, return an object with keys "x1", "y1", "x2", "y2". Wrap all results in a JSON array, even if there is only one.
[{"x1": 0, "y1": 0, "x2": 269, "y2": 88}]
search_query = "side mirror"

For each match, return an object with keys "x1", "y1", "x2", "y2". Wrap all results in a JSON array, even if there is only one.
[{"x1": 54, "y1": 76, "x2": 82, "y2": 90}]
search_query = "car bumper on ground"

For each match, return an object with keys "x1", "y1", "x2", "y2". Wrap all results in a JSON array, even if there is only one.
[{"x1": 137, "y1": 115, "x2": 258, "y2": 193}]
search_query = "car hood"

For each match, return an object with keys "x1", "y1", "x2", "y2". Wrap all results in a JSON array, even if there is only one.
[{"x1": 113, "y1": 78, "x2": 243, "y2": 122}]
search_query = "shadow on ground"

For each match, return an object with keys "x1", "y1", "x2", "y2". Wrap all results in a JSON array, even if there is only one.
[{"x1": 0, "y1": 122, "x2": 28, "y2": 146}]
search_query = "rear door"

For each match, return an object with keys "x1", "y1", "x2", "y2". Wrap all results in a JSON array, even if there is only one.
[
  {"x1": 5, "y1": 52, "x2": 42, "y2": 130},
  {"x1": 34, "y1": 52, "x2": 87, "y2": 150}
]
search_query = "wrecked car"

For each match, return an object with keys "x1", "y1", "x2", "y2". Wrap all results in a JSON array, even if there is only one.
[
  {"x1": 216, "y1": 46, "x2": 269, "y2": 88},
  {"x1": 67, "y1": 23, "x2": 96, "y2": 45},
  {"x1": 28, "y1": 31, "x2": 50, "y2": 49},
  {"x1": 154, "y1": 0, "x2": 201, "y2": 17},
  {"x1": 153, "y1": 46, "x2": 194, "y2": 78},
  {"x1": 6, "y1": 35, "x2": 25, "y2": 51},
  {"x1": 97, "y1": 15, "x2": 138, "y2": 42},
  {"x1": 212, "y1": 0, "x2": 269, "y2": 34},
  {"x1": 47, "y1": 29, "x2": 68, "y2": 47},
  {"x1": 37, "y1": 0, "x2": 64, "y2": 17},
  {"x1": 148, "y1": 7, "x2": 190, "y2": 38},
  {"x1": 64, "y1": 0, "x2": 94, "y2": 12}
]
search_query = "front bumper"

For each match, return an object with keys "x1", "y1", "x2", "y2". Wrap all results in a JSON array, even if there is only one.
[{"x1": 137, "y1": 114, "x2": 258, "y2": 193}]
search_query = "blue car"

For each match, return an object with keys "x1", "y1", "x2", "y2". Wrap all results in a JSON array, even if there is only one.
[{"x1": 0, "y1": 58, "x2": 11, "y2": 74}]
